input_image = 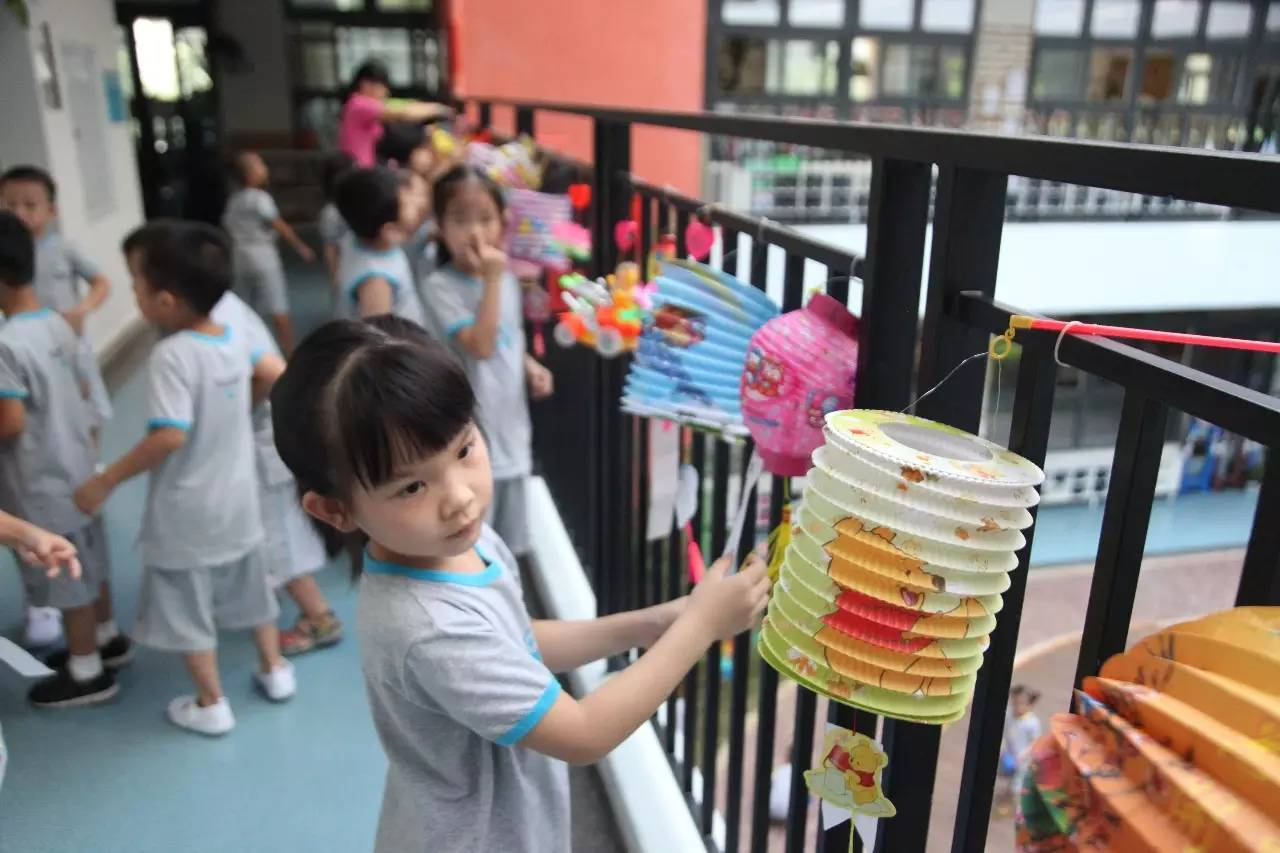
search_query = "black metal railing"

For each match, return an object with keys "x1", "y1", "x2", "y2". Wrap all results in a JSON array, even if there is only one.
[{"x1": 477, "y1": 99, "x2": 1280, "y2": 853}]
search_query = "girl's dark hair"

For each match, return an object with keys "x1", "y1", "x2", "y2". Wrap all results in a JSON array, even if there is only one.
[
  {"x1": 346, "y1": 59, "x2": 390, "y2": 99},
  {"x1": 121, "y1": 220, "x2": 230, "y2": 315},
  {"x1": 271, "y1": 315, "x2": 476, "y2": 575},
  {"x1": 431, "y1": 165, "x2": 506, "y2": 267}
]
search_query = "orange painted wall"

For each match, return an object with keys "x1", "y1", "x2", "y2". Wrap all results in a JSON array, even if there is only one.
[{"x1": 452, "y1": 0, "x2": 706, "y2": 196}]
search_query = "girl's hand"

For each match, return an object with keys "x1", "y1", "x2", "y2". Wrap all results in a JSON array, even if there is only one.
[
  {"x1": 525, "y1": 357, "x2": 554, "y2": 400},
  {"x1": 684, "y1": 553, "x2": 770, "y2": 642},
  {"x1": 478, "y1": 243, "x2": 508, "y2": 283},
  {"x1": 15, "y1": 524, "x2": 80, "y2": 579}
]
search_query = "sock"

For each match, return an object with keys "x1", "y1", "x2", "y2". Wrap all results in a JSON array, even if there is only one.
[
  {"x1": 95, "y1": 619, "x2": 119, "y2": 646},
  {"x1": 68, "y1": 652, "x2": 104, "y2": 682}
]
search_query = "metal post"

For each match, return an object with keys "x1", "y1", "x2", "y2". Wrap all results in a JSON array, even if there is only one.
[
  {"x1": 1072, "y1": 391, "x2": 1168, "y2": 689},
  {"x1": 950, "y1": 339, "x2": 1058, "y2": 853},
  {"x1": 876, "y1": 164, "x2": 1007, "y2": 853},
  {"x1": 1236, "y1": 452, "x2": 1280, "y2": 605}
]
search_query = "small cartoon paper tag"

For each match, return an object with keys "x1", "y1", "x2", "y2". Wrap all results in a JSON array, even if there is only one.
[{"x1": 805, "y1": 725, "x2": 896, "y2": 827}]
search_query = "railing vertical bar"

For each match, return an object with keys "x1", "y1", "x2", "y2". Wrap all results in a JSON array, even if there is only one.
[
  {"x1": 1072, "y1": 390, "x2": 1168, "y2": 689},
  {"x1": 724, "y1": 446, "x2": 759, "y2": 853},
  {"x1": 784, "y1": 688, "x2": 819, "y2": 853},
  {"x1": 749, "y1": 486, "x2": 786, "y2": 853},
  {"x1": 821, "y1": 155, "x2": 931, "y2": 853},
  {"x1": 514, "y1": 105, "x2": 534, "y2": 137},
  {"x1": 875, "y1": 163, "x2": 1007, "y2": 853},
  {"x1": 634, "y1": 413, "x2": 650, "y2": 643},
  {"x1": 1236, "y1": 452, "x2": 1280, "y2": 606},
  {"x1": 665, "y1": 513, "x2": 684, "y2": 757},
  {"x1": 700, "y1": 438, "x2": 731, "y2": 836},
  {"x1": 951, "y1": 340, "x2": 1058, "y2": 853},
  {"x1": 682, "y1": 433, "x2": 708, "y2": 795},
  {"x1": 780, "y1": 249, "x2": 816, "y2": 853}
]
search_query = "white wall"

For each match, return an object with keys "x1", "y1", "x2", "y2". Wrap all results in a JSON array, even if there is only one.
[
  {"x1": 216, "y1": 0, "x2": 293, "y2": 143},
  {"x1": 1, "y1": 0, "x2": 145, "y2": 357}
]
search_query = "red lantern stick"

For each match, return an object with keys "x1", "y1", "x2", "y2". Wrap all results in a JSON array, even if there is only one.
[{"x1": 998, "y1": 314, "x2": 1280, "y2": 356}]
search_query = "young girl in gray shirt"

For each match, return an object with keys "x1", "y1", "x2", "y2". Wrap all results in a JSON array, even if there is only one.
[{"x1": 271, "y1": 316, "x2": 770, "y2": 853}]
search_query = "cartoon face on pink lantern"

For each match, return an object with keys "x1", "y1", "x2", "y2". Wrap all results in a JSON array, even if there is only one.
[{"x1": 740, "y1": 293, "x2": 860, "y2": 476}]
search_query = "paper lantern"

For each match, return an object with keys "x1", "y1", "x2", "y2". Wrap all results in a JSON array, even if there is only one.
[
  {"x1": 506, "y1": 188, "x2": 572, "y2": 278},
  {"x1": 741, "y1": 294, "x2": 859, "y2": 476},
  {"x1": 622, "y1": 259, "x2": 777, "y2": 434},
  {"x1": 1018, "y1": 607, "x2": 1280, "y2": 852},
  {"x1": 761, "y1": 409, "x2": 1043, "y2": 723}
]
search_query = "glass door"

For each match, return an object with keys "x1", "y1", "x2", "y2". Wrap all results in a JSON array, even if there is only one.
[{"x1": 117, "y1": 13, "x2": 222, "y2": 221}]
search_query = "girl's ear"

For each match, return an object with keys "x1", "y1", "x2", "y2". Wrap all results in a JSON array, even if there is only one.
[{"x1": 302, "y1": 491, "x2": 358, "y2": 533}]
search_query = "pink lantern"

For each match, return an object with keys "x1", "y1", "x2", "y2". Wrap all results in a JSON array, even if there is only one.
[{"x1": 740, "y1": 293, "x2": 860, "y2": 476}]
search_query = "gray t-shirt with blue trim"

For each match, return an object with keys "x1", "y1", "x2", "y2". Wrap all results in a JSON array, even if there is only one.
[
  {"x1": 357, "y1": 526, "x2": 569, "y2": 853},
  {"x1": 33, "y1": 232, "x2": 99, "y2": 315},
  {"x1": 334, "y1": 236, "x2": 427, "y2": 328},
  {"x1": 422, "y1": 266, "x2": 531, "y2": 479},
  {"x1": 140, "y1": 326, "x2": 265, "y2": 569},
  {"x1": 0, "y1": 309, "x2": 97, "y2": 535}
]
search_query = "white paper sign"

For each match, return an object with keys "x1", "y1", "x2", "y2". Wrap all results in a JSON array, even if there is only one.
[{"x1": 645, "y1": 420, "x2": 681, "y2": 542}]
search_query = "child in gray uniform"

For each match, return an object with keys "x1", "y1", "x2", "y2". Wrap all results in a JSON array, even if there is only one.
[
  {"x1": 0, "y1": 212, "x2": 129, "y2": 709},
  {"x1": 421, "y1": 166, "x2": 553, "y2": 556},
  {"x1": 1, "y1": 166, "x2": 116, "y2": 649},
  {"x1": 332, "y1": 166, "x2": 428, "y2": 326},
  {"x1": 271, "y1": 316, "x2": 770, "y2": 853},
  {"x1": 0, "y1": 167, "x2": 113, "y2": 427},
  {"x1": 222, "y1": 152, "x2": 314, "y2": 355},
  {"x1": 75, "y1": 221, "x2": 296, "y2": 737},
  {"x1": 211, "y1": 290, "x2": 341, "y2": 656}
]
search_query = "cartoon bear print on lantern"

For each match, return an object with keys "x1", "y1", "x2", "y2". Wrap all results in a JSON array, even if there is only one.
[{"x1": 741, "y1": 293, "x2": 860, "y2": 476}]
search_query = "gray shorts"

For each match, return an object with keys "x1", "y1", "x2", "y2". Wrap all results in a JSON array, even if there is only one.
[
  {"x1": 487, "y1": 476, "x2": 529, "y2": 557},
  {"x1": 18, "y1": 516, "x2": 110, "y2": 610},
  {"x1": 234, "y1": 248, "x2": 289, "y2": 316},
  {"x1": 132, "y1": 548, "x2": 280, "y2": 652},
  {"x1": 259, "y1": 479, "x2": 326, "y2": 588}
]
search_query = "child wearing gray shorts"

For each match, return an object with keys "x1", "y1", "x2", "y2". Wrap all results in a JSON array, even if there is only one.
[
  {"x1": 75, "y1": 220, "x2": 297, "y2": 737},
  {"x1": 0, "y1": 211, "x2": 128, "y2": 710},
  {"x1": 211, "y1": 290, "x2": 341, "y2": 656},
  {"x1": 222, "y1": 152, "x2": 314, "y2": 355}
]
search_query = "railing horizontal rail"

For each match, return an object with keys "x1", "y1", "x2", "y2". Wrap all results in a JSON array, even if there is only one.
[
  {"x1": 470, "y1": 97, "x2": 1280, "y2": 213},
  {"x1": 956, "y1": 292, "x2": 1280, "y2": 443},
  {"x1": 627, "y1": 176, "x2": 865, "y2": 272}
]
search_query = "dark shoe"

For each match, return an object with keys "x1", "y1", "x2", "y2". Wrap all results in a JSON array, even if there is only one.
[
  {"x1": 44, "y1": 635, "x2": 135, "y2": 672},
  {"x1": 28, "y1": 669, "x2": 119, "y2": 709}
]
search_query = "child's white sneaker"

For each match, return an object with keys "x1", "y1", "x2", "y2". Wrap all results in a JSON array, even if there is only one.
[
  {"x1": 254, "y1": 660, "x2": 296, "y2": 702},
  {"x1": 167, "y1": 695, "x2": 235, "y2": 736},
  {"x1": 24, "y1": 606, "x2": 62, "y2": 648}
]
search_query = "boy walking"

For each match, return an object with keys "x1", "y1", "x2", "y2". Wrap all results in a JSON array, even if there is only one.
[
  {"x1": 0, "y1": 212, "x2": 127, "y2": 708},
  {"x1": 75, "y1": 220, "x2": 296, "y2": 736}
]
